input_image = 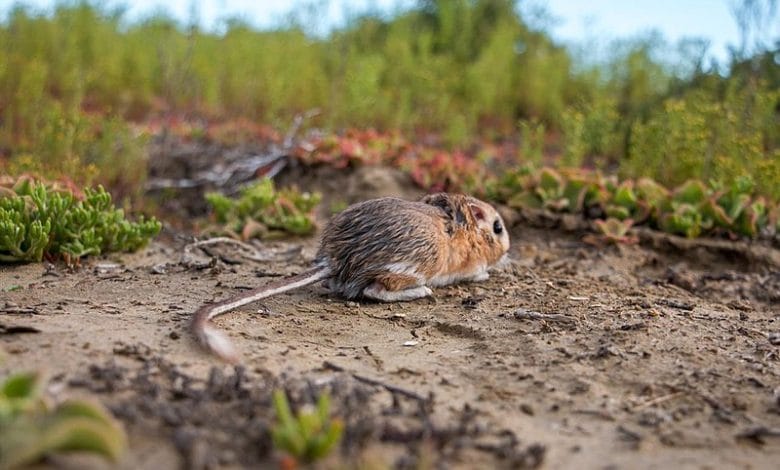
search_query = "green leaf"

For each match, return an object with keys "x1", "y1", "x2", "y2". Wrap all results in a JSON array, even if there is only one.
[
  {"x1": 593, "y1": 218, "x2": 636, "y2": 244},
  {"x1": 660, "y1": 203, "x2": 703, "y2": 238},
  {"x1": 612, "y1": 181, "x2": 637, "y2": 210},
  {"x1": 561, "y1": 176, "x2": 589, "y2": 212},
  {"x1": 507, "y1": 190, "x2": 542, "y2": 209},
  {"x1": 0, "y1": 374, "x2": 127, "y2": 468},
  {"x1": 1, "y1": 371, "x2": 40, "y2": 399},
  {"x1": 673, "y1": 180, "x2": 707, "y2": 205},
  {"x1": 271, "y1": 390, "x2": 343, "y2": 464},
  {"x1": 538, "y1": 168, "x2": 563, "y2": 193},
  {"x1": 0, "y1": 414, "x2": 126, "y2": 468},
  {"x1": 733, "y1": 197, "x2": 768, "y2": 237},
  {"x1": 717, "y1": 192, "x2": 750, "y2": 221},
  {"x1": 635, "y1": 178, "x2": 670, "y2": 210},
  {"x1": 700, "y1": 198, "x2": 732, "y2": 229}
]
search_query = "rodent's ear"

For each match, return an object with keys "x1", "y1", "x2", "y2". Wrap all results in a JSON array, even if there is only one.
[
  {"x1": 420, "y1": 193, "x2": 467, "y2": 225},
  {"x1": 469, "y1": 203, "x2": 487, "y2": 222},
  {"x1": 421, "y1": 193, "x2": 451, "y2": 209}
]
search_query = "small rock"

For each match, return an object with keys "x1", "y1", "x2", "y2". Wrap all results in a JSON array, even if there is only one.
[
  {"x1": 95, "y1": 263, "x2": 121, "y2": 273},
  {"x1": 567, "y1": 296, "x2": 589, "y2": 301},
  {"x1": 151, "y1": 263, "x2": 168, "y2": 274},
  {"x1": 403, "y1": 340, "x2": 418, "y2": 347}
]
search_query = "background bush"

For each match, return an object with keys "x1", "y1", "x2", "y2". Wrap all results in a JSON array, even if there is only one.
[{"x1": 0, "y1": 0, "x2": 777, "y2": 202}]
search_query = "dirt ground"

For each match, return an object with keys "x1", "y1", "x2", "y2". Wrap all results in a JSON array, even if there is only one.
[{"x1": 2, "y1": 166, "x2": 779, "y2": 469}]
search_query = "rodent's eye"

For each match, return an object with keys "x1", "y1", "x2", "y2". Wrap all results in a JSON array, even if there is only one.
[{"x1": 493, "y1": 219, "x2": 503, "y2": 235}]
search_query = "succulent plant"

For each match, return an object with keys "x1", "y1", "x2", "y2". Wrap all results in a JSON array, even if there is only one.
[
  {"x1": 205, "y1": 179, "x2": 321, "y2": 240},
  {"x1": 0, "y1": 371, "x2": 127, "y2": 468},
  {"x1": 592, "y1": 218, "x2": 638, "y2": 244},
  {"x1": 1, "y1": 176, "x2": 161, "y2": 263},
  {"x1": 492, "y1": 165, "x2": 777, "y2": 240},
  {"x1": 271, "y1": 390, "x2": 343, "y2": 466}
]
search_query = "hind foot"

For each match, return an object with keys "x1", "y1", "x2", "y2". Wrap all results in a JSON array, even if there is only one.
[{"x1": 362, "y1": 284, "x2": 432, "y2": 302}]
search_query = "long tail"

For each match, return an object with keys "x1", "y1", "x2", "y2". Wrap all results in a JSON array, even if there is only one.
[{"x1": 191, "y1": 266, "x2": 331, "y2": 362}]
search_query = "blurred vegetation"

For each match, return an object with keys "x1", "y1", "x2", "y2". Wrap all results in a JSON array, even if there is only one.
[
  {"x1": 0, "y1": 370, "x2": 127, "y2": 468},
  {"x1": 0, "y1": 0, "x2": 777, "y2": 205},
  {"x1": 271, "y1": 390, "x2": 343, "y2": 466}
]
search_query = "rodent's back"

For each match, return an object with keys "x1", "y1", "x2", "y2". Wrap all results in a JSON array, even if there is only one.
[{"x1": 316, "y1": 198, "x2": 447, "y2": 297}]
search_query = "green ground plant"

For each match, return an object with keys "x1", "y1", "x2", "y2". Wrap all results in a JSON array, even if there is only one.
[
  {"x1": 0, "y1": 175, "x2": 161, "y2": 263},
  {"x1": 271, "y1": 389, "x2": 343, "y2": 466},
  {"x1": 205, "y1": 179, "x2": 321, "y2": 240},
  {"x1": 491, "y1": 167, "x2": 778, "y2": 240},
  {"x1": 0, "y1": 371, "x2": 127, "y2": 469}
]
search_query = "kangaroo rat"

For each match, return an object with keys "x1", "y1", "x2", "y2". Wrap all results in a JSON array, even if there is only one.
[{"x1": 192, "y1": 193, "x2": 510, "y2": 362}]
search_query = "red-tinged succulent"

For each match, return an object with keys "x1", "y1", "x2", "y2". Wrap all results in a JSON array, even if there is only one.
[
  {"x1": 492, "y1": 163, "x2": 777, "y2": 240},
  {"x1": 590, "y1": 217, "x2": 638, "y2": 244}
]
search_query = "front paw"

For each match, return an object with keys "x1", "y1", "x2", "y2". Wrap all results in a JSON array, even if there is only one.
[{"x1": 471, "y1": 271, "x2": 489, "y2": 282}]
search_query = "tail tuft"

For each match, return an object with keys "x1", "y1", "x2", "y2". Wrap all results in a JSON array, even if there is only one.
[{"x1": 196, "y1": 324, "x2": 240, "y2": 364}]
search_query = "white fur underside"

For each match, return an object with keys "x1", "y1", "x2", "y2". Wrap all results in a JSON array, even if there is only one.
[
  {"x1": 363, "y1": 284, "x2": 433, "y2": 301},
  {"x1": 361, "y1": 261, "x2": 491, "y2": 301},
  {"x1": 384, "y1": 262, "x2": 426, "y2": 283}
]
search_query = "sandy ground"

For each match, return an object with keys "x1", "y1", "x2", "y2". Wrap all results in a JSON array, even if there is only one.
[{"x1": 2, "y1": 168, "x2": 780, "y2": 469}]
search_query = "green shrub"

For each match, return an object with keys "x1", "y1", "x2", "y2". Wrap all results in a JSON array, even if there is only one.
[
  {"x1": 205, "y1": 179, "x2": 321, "y2": 240},
  {"x1": 560, "y1": 97, "x2": 622, "y2": 168},
  {"x1": 0, "y1": 176, "x2": 161, "y2": 263},
  {"x1": 623, "y1": 83, "x2": 780, "y2": 200},
  {"x1": 517, "y1": 118, "x2": 545, "y2": 167}
]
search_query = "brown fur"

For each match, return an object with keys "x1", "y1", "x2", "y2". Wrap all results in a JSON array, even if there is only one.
[
  {"x1": 316, "y1": 193, "x2": 509, "y2": 296},
  {"x1": 374, "y1": 273, "x2": 421, "y2": 291}
]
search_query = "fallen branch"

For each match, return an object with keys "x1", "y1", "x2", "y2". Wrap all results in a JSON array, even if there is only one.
[
  {"x1": 512, "y1": 308, "x2": 575, "y2": 323},
  {"x1": 631, "y1": 391, "x2": 685, "y2": 411},
  {"x1": 736, "y1": 426, "x2": 780, "y2": 443},
  {"x1": 322, "y1": 361, "x2": 430, "y2": 403},
  {"x1": 145, "y1": 110, "x2": 320, "y2": 194},
  {"x1": 0, "y1": 304, "x2": 40, "y2": 315},
  {"x1": 181, "y1": 237, "x2": 276, "y2": 269}
]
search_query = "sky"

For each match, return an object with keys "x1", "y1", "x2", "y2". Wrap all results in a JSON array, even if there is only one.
[{"x1": 0, "y1": 0, "x2": 773, "y2": 64}]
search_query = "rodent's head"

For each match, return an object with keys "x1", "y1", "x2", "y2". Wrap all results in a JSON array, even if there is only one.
[
  {"x1": 463, "y1": 197, "x2": 510, "y2": 262},
  {"x1": 422, "y1": 193, "x2": 510, "y2": 264}
]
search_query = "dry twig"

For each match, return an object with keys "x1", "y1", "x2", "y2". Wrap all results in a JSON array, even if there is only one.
[{"x1": 512, "y1": 308, "x2": 575, "y2": 324}]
